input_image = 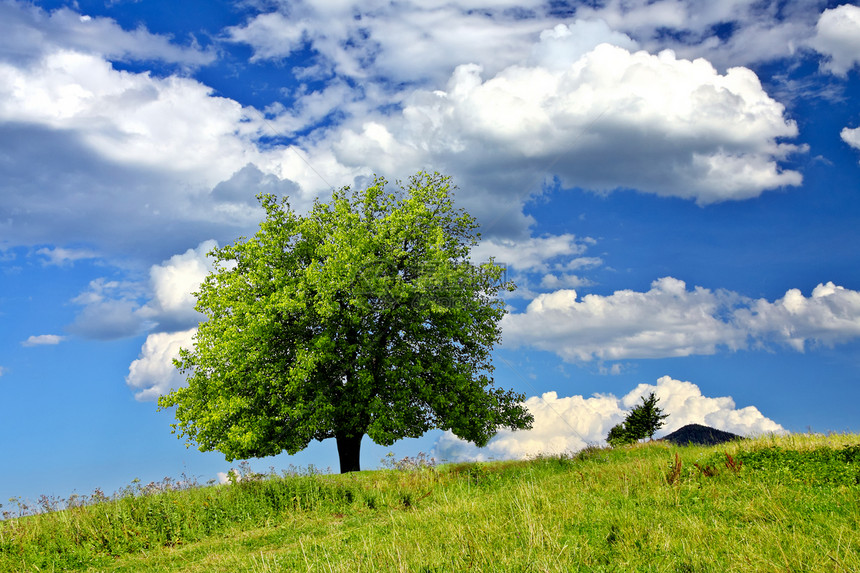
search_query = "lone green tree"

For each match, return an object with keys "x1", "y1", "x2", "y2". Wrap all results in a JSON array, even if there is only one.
[
  {"x1": 158, "y1": 172, "x2": 533, "y2": 473},
  {"x1": 606, "y1": 392, "x2": 668, "y2": 446}
]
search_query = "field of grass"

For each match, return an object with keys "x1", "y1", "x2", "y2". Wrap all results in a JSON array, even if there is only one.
[{"x1": 2, "y1": 433, "x2": 859, "y2": 572}]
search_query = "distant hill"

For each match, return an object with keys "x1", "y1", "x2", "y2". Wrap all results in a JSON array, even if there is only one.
[{"x1": 661, "y1": 423, "x2": 742, "y2": 446}]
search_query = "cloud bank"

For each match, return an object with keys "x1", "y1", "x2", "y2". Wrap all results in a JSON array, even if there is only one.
[
  {"x1": 434, "y1": 375, "x2": 784, "y2": 462},
  {"x1": 124, "y1": 273, "x2": 860, "y2": 401},
  {"x1": 502, "y1": 278, "x2": 860, "y2": 362},
  {"x1": 1, "y1": 1, "x2": 854, "y2": 406},
  {"x1": 324, "y1": 40, "x2": 803, "y2": 229},
  {"x1": 0, "y1": 0, "x2": 811, "y2": 264}
]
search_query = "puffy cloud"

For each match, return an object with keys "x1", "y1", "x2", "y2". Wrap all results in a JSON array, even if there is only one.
[
  {"x1": 0, "y1": 1, "x2": 806, "y2": 263},
  {"x1": 126, "y1": 328, "x2": 197, "y2": 401},
  {"x1": 21, "y1": 334, "x2": 65, "y2": 347},
  {"x1": 621, "y1": 376, "x2": 785, "y2": 437},
  {"x1": 137, "y1": 241, "x2": 217, "y2": 333},
  {"x1": 0, "y1": 32, "x2": 292, "y2": 258},
  {"x1": 576, "y1": 0, "x2": 689, "y2": 31},
  {"x1": 808, "y1": 4, "x2": 860, "y2": 76},
  {"x1": 0, "y1": 51, "x2": 258, "y2": 184},
  {"x1": 324, "y1": 41, "x2": 802, "y2": 219},
  {"x1": 435, "y1": 391, "x2": 624, "y2": 461},
  {"x1": 106, "y1": 242, "x2": 217, "y2": 399},
  {"x1": 539, "y1": 273, "x2": 594, "y2": 289},
  {"x1": 226, "y1": 1, "x2": 826, "y2": 85},
  {"x1": 68, "y1": 298, "x2": 146, "y2": 340},
  {"x1": 502, "y1": 277, "x2": 744, "y2": 361},
  {"x1": 735, "y1": 282, "x2": 860, "y2": 352},
  {"x1": 470, "y1": 234, "x2": 592, "y2": 272},
  {"x1": 503, "y1": 279, "x2": 860, "y2": 362},
  {"x1": 843, "y1": 126, "x2": 860, "y2": 160},
  {"x1": 222, "y1": 12, "x2": 306, "y2": 63},
  {"x1": 434, "y1": 375, "x2": 784, "y2": 462}
]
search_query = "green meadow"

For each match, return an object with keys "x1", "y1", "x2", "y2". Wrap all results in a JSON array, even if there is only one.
[{"x1": 2, "y1": 433, "x2": 858, "y2": 572}]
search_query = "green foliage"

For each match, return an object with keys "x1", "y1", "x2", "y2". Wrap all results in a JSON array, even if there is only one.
[
  {"x1": 699, "y1": 445, "x2": 860, "y2": 486},
  {"x1": 625, "y1": 392, "x2": 669, "y2": 440},
  {"x1": 606, "y1": 423, "x2": 635, "y2": 447},
  {"x1": 606, "y1": 392, "x2": 668, "y2": 446},
  {"x1": 158, "y1": 171, "x2": 533, "y2": 472}
]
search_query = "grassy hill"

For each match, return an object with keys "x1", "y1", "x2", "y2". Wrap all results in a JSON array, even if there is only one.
[{"x1": 2, "y1": 433, "x2": 859, "y2": 572}]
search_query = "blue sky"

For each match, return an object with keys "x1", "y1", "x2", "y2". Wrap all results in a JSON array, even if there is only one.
[{"x1": 1, "y1": 0, "x2": 860, "y2": 506}]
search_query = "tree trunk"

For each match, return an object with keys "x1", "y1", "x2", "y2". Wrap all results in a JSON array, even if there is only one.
[{"x1": 336, "y1": 432, "x2": 363, "y2": 473}]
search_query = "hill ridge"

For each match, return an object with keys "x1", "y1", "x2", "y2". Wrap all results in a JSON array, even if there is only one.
[{"x1": 661, "y1": 423, "x2": 742, "y2": 446}]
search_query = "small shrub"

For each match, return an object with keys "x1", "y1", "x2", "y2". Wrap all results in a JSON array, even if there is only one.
[
  {"x1": 724, "y1": 452, "x2": 743, "y2": 474},
  {"x1": 666, "y1": 453, "x2": 682, "y2": 485},
  {"x1": 693, "y1": 463, "x2": 719, "y2": 477}
]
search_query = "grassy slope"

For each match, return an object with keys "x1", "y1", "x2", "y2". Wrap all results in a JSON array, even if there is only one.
[{"x1": 2, "y1": 433, "x2": 859, "y2": 572}]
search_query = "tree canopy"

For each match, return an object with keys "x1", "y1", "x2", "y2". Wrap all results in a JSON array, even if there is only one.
[
  {"x1": 605, "y1": 392, "x2": 669, "y2": 447},
  {"x1": 158, "y1": 172, "x2": 533, "y2": 472},
  {"x1": 625, "y1": 392, "x2": 669, "y2": 440}
]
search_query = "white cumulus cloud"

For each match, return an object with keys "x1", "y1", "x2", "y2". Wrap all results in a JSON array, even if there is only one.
[
  {"x1": 225, "y1": 1, "x2": 827, "y2": 85},
  {"x1": 502, "y1": 277, "x2": 744, "y2": 361},
  {"x1": 324, "y1": 40, "x2": 802, "y2": 219},
  {"x1": 575, "y1": 0, "x2": 823, "y2": 70},
  {"x1": 842, "y1": 126, "x2": 860, "y2": 161},
  {"x1": 137, "y1": 241, "x2": 218, "y2": 333},
  {"x1": 0, "y1": 51, "x2": 259, "y2": 185},
  {"x1": 434, "y1": 375, "x2": 784, "y2": 462},
  {"x1": 0, "y1": 1, "x2": 809, "y2": 262},
  {"x1": 530, "y1": 20, "x2": 639, "y2": 69},
  {"x1": 622, "y1": 376, "x2": 785, "y2": 437},
  {"x1": 126, "y1": 328, "x2": 197, "y2": 401},
  {"x1": 808, "y1": 4, "x2": 860, "y2": 76},
  {"x1": 470, "y1": 234, "x2": 592, "y2": 272},
  {"x1": 0, "y1": 39, "x2": 294, "y2": 257},
  {"x1": 503, "y1": 278, "x2": 860, "y2": 362},
  {"x1": 736, "y1": 282, "x2": 860, "y2": 352}
]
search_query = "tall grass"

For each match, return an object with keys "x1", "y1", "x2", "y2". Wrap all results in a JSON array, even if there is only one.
[{"x1": 2, "y1": 433, "x2": 859, "y2": 572}]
